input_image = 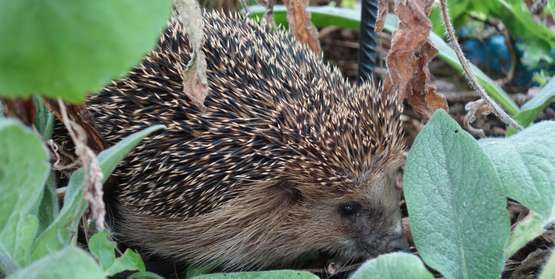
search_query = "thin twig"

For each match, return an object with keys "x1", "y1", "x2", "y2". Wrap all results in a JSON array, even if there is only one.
[
  {"x1": 439, "y1": 0, "x2": 522, "y2": 130},
  {"x1": 58, "y1": 99, "x2": 106, "y2": 230}
]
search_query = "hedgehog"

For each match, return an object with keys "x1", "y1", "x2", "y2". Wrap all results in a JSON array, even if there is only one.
[{"x1": 76, "y1": 10, "x2": 407, "y2": 270}]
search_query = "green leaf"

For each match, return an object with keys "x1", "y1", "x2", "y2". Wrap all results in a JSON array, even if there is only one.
[
  {"x1": 249, "y1": 5, "x2": 360, "y2": 29},
  {"x1": 89, "y1": 230, "x2": 145, "y2": 276},
  {"x1": 497, "y1": 0, "x2": 555, "y2": 48},
  {"x1": 36, "y1": 173, "x2": 59, "y2": 235},
  {"x1": 514, "y1": 77, "x2": 555, "y2": 127},
  {"x1": 7, "y1": 246, "x2": 106, "y2": 279},
  {"x1": 0, "y1": 119, "x2": 50, "y2": 268},
  {"x1": 350, "y1": 252, "x2": 433, "y2": 279},
  {"x1": 192, "y1": 270, "x2": 318, "y2": 279},
  {"x1": 88, "y1": 231, "x2": 117, "y2": 270},
  {"x1": 32, "y1": 97, "x2": 54, "y2": 139},
  {"x1": 106, "y1": 249, "x2": 146, "y2": 276},
  {"x1": 127, "y1": 271, "x2": 165, "y2": 279},
  {"x1": 539, "y1": 246, "x2": 555, "y2": 279},
  {"x1": 32, "y1": 125, "x2": 165, "y2": 260},
  {"x1": 404, "y1": 109, "x2": 510, "y2": 279},
  {"x1": 247, "y1": 6, "x2": 520, "y2": 117},
  {"x1": 479, "y1": 121, "x2": 555, "y2": 256},
  {"x1": 503, "y1": 215, "x2": 544, "y2": 258},
  {"x1": 0, "y1": 0, "x2": 171, "y2": 102},
  {"x1": 0, "y1": 214, "x2": 38, "y2": 271}
]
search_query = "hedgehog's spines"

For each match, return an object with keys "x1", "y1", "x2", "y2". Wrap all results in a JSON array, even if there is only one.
[{"x1": 86, "y1": 11, "x2": 404, "y2": 220}]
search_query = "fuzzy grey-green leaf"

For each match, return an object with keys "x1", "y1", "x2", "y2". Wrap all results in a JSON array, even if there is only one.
[
  {"x1": 479, "y1": 121, "x2": 555, "y2": 256},
  {"x1": 350, "y1": 252, "x2": 433, "y2": 279},
  {"x1": 0, "y1": 119, "x2": 49, "y2": 268},
  {"x1": 404, "y1": 109, "x2": 510, "y2": 279},
  {"x1": 7, "y1": 247, "x2": 105, "y2": 279}
]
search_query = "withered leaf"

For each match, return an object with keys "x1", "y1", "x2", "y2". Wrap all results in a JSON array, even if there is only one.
[
  {"x1": 379, "y1": 0, "x2": 448, "y2": 119},
  {"x1": 173, "y1": 0, "x2": 210, "y2": 110},
  {"x1": 284, "y1": 0, "x2": 321, "y2": 54}
]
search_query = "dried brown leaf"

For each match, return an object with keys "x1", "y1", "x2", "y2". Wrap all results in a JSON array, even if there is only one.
[
  {"x1": 174, "y1": 0, "x2": 210, "y2": 110},
  {"x1": 284, "y1": 0, "x2": 321, "y2": 54},
  {"x1": 57, "y1": 100, "x2": 105, "y2": 231},
  {"x1": 464, "y1": 99, "x2": 493, "y2": 138},
  {"x1": 380, "y1": 0, "x2": 448, "y2": 119}
]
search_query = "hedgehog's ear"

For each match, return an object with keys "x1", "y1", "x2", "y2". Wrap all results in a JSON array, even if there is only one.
[{"x1": 272, "y1": 180, "x2": 304, "y2": 205}]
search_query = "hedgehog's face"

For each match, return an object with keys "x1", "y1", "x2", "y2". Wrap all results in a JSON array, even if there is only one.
[
  {"x1": 285, "y1": 167, "x2": 407, "y2": 265},
  {"x1": 329, "y1": 172, "x2": 407, "y2": 260}
]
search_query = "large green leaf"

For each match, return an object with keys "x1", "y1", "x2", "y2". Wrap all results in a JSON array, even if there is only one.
[
  {"x1": 31, "y1": 125, "x2": 165, "y2": 260},
  {"x1": 0, "y1": 0, "x2": 171, "y2": 102},
  {"x1": 7, "y1": 246, "x2": 105, "y2": 279},
  {"x1": 404, "y1": 109, "x2": 510, "y2": 279},
  {"x1": 350, "y1": 252, "x2": 433, "y2": 279},
  {"x1": 0, "y1": 119, "x2": 49, "y2": 269},
  {"x1": 479, "y1": 121, "x2": 555, "y2": 256},
  {"x1": 192, "y1": 270, "x2": 318, "y2": 279},
  {"x1": 247, "y1": 5, "x2": 520, "y2": 116}
]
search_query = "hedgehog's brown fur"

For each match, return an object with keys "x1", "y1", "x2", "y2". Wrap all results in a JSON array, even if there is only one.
[{"x1": 81, "y1": 11, "x2": 406, "y2": 270}]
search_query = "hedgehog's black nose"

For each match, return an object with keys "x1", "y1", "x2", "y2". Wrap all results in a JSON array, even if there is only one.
[{"x1": 388, "y1": 235, "x2": 410, "y2": 252}]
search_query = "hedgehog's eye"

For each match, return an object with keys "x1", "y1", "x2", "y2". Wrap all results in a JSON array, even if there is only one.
[{"x1": 338, "y1": 201, "x2": 362, "y2": 216}]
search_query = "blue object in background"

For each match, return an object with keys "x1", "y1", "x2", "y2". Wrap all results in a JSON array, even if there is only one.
[
  {"x1": 460, "y1": 30, "x2": 555, "y2": 90},
  {"x1": 461, "y1": 34, "x2": 511, "y2": 78}
]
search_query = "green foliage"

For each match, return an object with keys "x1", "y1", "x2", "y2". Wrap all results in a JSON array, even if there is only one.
[
  {"x1": 350, "y1": 253, "x2": 433, "y2": 279},
  {"x1": 480, "y1": 121, "x2": 555, "y2": 256},
  {"x1": 514, "y1": 77, "x2": 555, "y2": 127},
  {"x1": 0, "y1": 115, "x2": 163, "y2": 277},
  {"x1": 0, "y1": 0, "x2": 171, "y2": 102},
  {"x1": 127, "y1": 271, "x2": 166, "y2": 279},
  {"x1": 404, "y1": 110, "x2": 555, "y2": 279},
  {"x1": 0, "y1": 119, "x2": 50, "y2": 267},
  {"x1": 89, "y1": 231, "x2": 146, "y2": 276},
  {"x1": 404, "y1": 110, "x2": 509, "y2": 279},
  {"x1": 7, "y1": 247, "x2": 106, "y2": 279},
  {"x1": 430, "y1": 0, "x2": 555, "y2": 67}
]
